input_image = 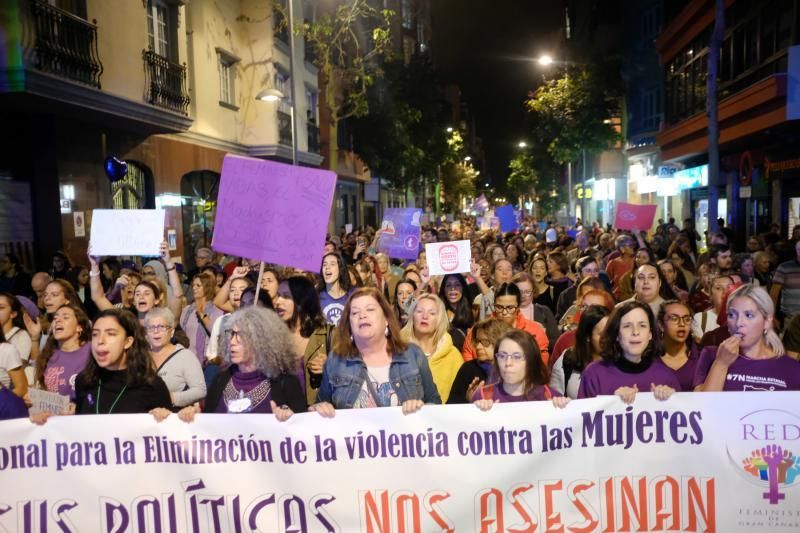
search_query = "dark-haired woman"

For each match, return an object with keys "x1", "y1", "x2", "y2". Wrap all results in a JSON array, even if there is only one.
[
  {"x1": 66, "y1": 266, "x2": 98, "y2": 320},
  {"x1": 0, "y1": 293, "x2": 32, "y2": 376},
  {"x1": 393, "y1": 279, "x2": 417, "y2": 327},
  {"x1": 311, "y1": 287, "x2": 441, "y2": 416},
  {"x1": 448, "y1": 318, "x2": 512, "y2": 404},
  {"x1": 472, "y1": 330, "x2": 569, "y2": 409},
  {"x1": 439, "y1": 274, "x2": 473, "y2": 351},
  {"x1": 550, "y1": 306, "x2": 610, "y2": 399},
  {"x1": 75, "y1": 309, "x2": 172, "y2": 414},
  {"x1": 657, "y1": 300, "x2": 699, "y2": 391},
  {"x1": 25, "y1": 279, "x2": 82, "y2": 362},
  {"x1": 319, "y1": 253, "x2": 352, "y2": 326},
  {"x1": 578, "y1": 301, "x2": 680, "y2": 403},
  {"x1": 177, "y1": 306, "x2": 306, "y2": 421},
  {"x1": 546, "y1": 252, "x2": 573, "y2": 309},
  {"x1": 274, "y1": 276, "x2": 330, "y2": 404},
  {"x1": 33, "y1": 304, "x2": 91, "y2": 406}
]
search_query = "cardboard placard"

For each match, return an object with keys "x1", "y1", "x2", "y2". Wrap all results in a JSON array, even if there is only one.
[
  {"x1": 426, "y1": 240, "x2": 471, "y2": 276},
  {"x1": 28, "y1": 388, "x2": 70, "y2": 416},
  {"x1": 212, "y1": 155, "x2": 336, "y2": 272},
  {"x1": 90, "y1": 209, "x2": 165, "y2": 256}
]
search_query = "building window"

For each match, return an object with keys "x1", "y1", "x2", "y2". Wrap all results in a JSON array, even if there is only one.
[
  {"x1": 401, "y1": 0, "x2": 413, "y2": 30},
  {"x1": 147, "y1": 0, "x2": 176, "y2": 61},
  {"x1": 305, "y1": 86, "x2": 318, "y2": 123},
  {"x1": 274, "y1": 68, "x2": 291, "y2": 113},
  {"x1": 181, "y1": 171, "x2": 220, "y2": 256},
  {"x1": 216, "y1": 48, "x2": 240, "y2": 109},
  {"x1": 417, "y1": 22, "x2": 426, "y2": 52},
  {"x1": 641, "y1": 87, "x2": 661, "y2": 131},
  {"x1": 402, "y1": 36, "x2": 414, "y2": 65},
  {"x1": 112, "y1": 162, "x2": 153, "y2": 210},
  {"x1": 641, "y1": 6, "x2": 659, "y2": 39}
]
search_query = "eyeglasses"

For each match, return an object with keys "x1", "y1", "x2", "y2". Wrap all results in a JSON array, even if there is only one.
[
  {"x1": 665, "y1": 315, "x2": 691, "y2": 325},
  {"x1": 518, "y1": 289, "x2": 533, "y2": 296},
  {"x1": 146, "y1": 325, "x2": 172, "y2": 333},
  {"x1": 494, "y1": 304, "x2": 518, "y2": 315},
  {"x1": 476, "y1": 337, "x2": 491, "y2": 346},
  {"x1": 227, "y1": 330, "x2": 242, "y2": 341},
  {"x1": 495, "y1": 352, "x2": 525, "y2": 363}
]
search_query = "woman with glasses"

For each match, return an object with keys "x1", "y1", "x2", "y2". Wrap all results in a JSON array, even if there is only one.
[
  {"x1": 177, "y1": 306, "x2": 305, "y2": 420},
  {"x1": 311, "y1": 287, "x2": 440, "y2": 417},
  {"x1": 206, "y1": 268, "x2": 254, "y2": 365},
  {"x1": 462, "y1": 283, "x2": 550, "y2": 366},
  {"x1": 513, "y1": 272, "x2": 559, "y2": 347},
  {"x1": 578, "y1": 301, "x2": 679, "y2": 403},
  {"x1": 656, "y1": 300, "x2": 698, "y2": 391},
  {"x1": 400, "y1": 294, "x2": 463, "y2": 403},
  {"x1": 144, "y1": 307, "x2": 205, "y2": 409},
  {"x1": 473, "y1": 330, "x2": 569, "y2": 409},
  {"x1": 448, "y1": 318, "x2": 511, "y2": 404}
]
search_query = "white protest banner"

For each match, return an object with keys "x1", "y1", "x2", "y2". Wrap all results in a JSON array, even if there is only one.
[
  {"x1": 426, "y1": 240, "x2": 471, "y2": 276},
  {"x1": 90, "y1": 209, "x2": 165, "y2": 256},
  {"x1": 2, "y1": 393, "x2": 798, "y2": 531},
  {"x1": 27, "y1": 388, "x2": 70, "y2": 416},
  {"x1": 212, "y1": 155, "x2": 337, "y2": 272}
]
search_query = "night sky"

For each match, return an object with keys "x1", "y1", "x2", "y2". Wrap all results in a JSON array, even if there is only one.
[{"x1": 431, "y1": 0, "x2": 563, "y2": 186}]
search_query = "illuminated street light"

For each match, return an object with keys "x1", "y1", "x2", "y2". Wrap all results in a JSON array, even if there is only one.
[
  {"x1": 256, "y1": 88, "x2": 285, "y2": 102},
  {"x1": 537, "y1": 55, "x2": 553, "y2": 66},
  {"x1": 518, "y1": 141, "x2": 527, "y2": 148},
  {"x1": 446, "y1": 126, "x2": 454, "y2": 133},
  {"x1": 464, "y1": 156, "x2": 472, "y2": 161}
]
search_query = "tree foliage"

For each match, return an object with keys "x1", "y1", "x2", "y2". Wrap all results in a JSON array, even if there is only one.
[
  {"x1": 351, "y1": 52, "x2": 451, "y2": 192},
  {"x1": 526, "y1": 66, "x2": 622, "y2": 164},
  {"x1": 505, "y1": 148, "x2": 564, "y2": 216}
]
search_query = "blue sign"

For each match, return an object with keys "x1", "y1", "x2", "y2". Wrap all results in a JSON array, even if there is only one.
[{"x1": 495, "y1": 204, "x2": 518, "y2": 232}]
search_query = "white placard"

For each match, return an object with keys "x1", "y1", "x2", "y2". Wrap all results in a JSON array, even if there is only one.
[
  {"x1": 73, "y1": 211, "x2": 86, "y2": 237},
  {"x1": 425, "y1": 240, "x2": 471, "y2": 276},
  {"x1": 28, "y1": 388, "x2": 70, "y2": 416},
  {"x1": 90, "y1": 209, "x2": 165, "y2": 256},
  {"x1": 345, "y1": 223, "x2": 353, "y2": 235}
]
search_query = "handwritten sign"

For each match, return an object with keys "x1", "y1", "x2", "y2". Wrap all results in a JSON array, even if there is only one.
[
  {"x1": 212, "y1": 155, "x2": 336, "y2": 272},
  {"x1": 378, "y1": 208, "x2": 422, "y2": 260},
  {"x1": 90, "y1": 209, "x2": 165, "y2": 256},
  {"x1": 614, "y1": 202, "x2": 657, "y2": 231},
  {"x1": 495, "y1": 204, "x2": 518, "y2": 232},
  {"x1": 426, "y1": 240, "x2": 471, "y2": 276},
  {"x1": 28, "y1": 388, "x2": 70, "y2": 416}
]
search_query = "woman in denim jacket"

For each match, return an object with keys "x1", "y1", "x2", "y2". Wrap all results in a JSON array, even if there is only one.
[{"x1": 310, "y1": 287, "x2": 441, "y2": 417}]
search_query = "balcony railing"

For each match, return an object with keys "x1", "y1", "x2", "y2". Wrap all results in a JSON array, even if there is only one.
[
  {"x1": 143, "y1": 49, "x2": 190, "y2": 115},
  {"x1": 278, "y1": 110, "x2": 293, "y2": 146},
  {"x1": 30, "y1": 0, "x2": 103, "y2": 88},
  {"x1": 307, "y1": 122, "x2": 320, "y2": 154}
]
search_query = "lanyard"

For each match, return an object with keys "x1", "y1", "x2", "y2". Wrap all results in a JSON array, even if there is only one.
[{"x1": 96, "y1": 380, "x2": 128, "y2": 414}]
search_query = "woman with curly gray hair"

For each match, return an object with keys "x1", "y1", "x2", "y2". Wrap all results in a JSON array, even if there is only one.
[{"x1": 177, "y1": 306, "x2": 305, "y2": 421}]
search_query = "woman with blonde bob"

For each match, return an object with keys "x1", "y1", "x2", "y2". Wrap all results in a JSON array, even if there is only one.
[
  {"x1": 694, "y1": 284, "x2": 800, "y2": 391},
  {"x1": 400, "y1": 294, "x2": 463, "y2": 402},
  {"x1": 311, "y1": 287, "x2": 441, "y2": 417}
]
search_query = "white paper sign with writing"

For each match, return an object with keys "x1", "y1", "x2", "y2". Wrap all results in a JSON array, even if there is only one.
[
  {"x1": 426, "y1": 240, "x2": 471, "y2": 276},
  {"x1": 27, "y1": 388, "x2": 70, "y2": 416},
  {"x1": 90, "y1": 209, "x2": 165, "y2": 256}
]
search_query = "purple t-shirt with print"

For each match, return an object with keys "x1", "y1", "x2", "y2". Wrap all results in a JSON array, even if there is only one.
[
  {"x1": 693, "y1": 346, "x2": 800, "y2": 391},
  {"x1": 577, "y1": 358, "x2": 681, "y2": 399},
  {"x1": 44, "y1": 343, "x2": 92, "y2": 401}
]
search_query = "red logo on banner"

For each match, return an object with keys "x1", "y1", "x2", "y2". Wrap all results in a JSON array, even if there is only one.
[{"x1": 439, "y1": 245, "x2": 458, "y2": 272}]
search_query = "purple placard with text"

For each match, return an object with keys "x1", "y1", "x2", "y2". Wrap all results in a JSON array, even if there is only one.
[
  {"x1": 212, "y1": 155, "x2": 336, "y2": 271},
  {"x1": 378, "y1": 208, "x2": 422, "y2": 260}
]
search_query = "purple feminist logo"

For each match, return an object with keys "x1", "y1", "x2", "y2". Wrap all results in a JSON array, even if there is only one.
[{"x1": 741, "y1": 444, "x2": 800, "y2": 504}]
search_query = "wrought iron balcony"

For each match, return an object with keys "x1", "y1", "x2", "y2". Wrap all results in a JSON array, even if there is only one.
[
  {"x1": 143, "y1": 49, "x2": 190, "y2": 115},
  {"x1": 30, "y1": 0, "x2": 103, "y2": 88},
  {"x1": 307, "y1": 122, "x2": 320, "y2": 154},
  {"x1": 278, "y1": 110, "x2": 293, "y2": 146}
]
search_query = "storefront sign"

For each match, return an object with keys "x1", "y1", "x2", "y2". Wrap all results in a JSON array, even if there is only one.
[
  {"x1": 1, "y1": 393, "x2": 798, "y2": 531},
  {"x1": 765, "y1": 158, "x2": 800, "y2": 179},
  {"x1": 740, "y1": 186, "x2": 752, "y2": 198}
]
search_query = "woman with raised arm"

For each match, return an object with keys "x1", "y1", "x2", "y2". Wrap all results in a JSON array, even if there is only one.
[{"x1": 311, "y1": 287, "x2": 441, "y2": 417}]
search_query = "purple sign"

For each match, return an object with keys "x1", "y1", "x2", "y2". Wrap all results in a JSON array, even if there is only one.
[
  {"x1": 378, "y1": 208, "x2": 422, "y2": 260},
  {"x1": 212, "y1": 155, "x2": 336, "y2": 271},
  {"x1": 495, "y1": 204, "x2": 518, "y2": 232}
]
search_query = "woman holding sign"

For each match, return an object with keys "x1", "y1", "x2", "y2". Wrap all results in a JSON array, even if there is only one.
[
  {"x1": 33, "y1": 304, "x2": 91, "y2": 404},
  {"x1": 318, "y1": 253, "x2": 353, "y2": 326},
  {"x1": 311, "y1": 287, "x2": 441, "y2": 416},
  {"x1": 400, "y1": 294, "x2": 463, "y2": 402},
  {"x1": 176, "y1": 306, "x2": 305, "y2": 420},
  {"x1": 694, "y1": 285, "x2": 800, "y2": 391},
  {"x1": 578, "y1": 301, "x2": 679, "y2": 403}
]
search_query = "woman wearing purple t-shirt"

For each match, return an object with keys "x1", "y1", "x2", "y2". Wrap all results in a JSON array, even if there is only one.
[
  {"x1": 578, "y1": 301, "x2": 679, "y2": 403},
  {"x1": 695, "y1": 284, "x2": 800, "y2": 391},
  {"x1": 657, "y1": 300, "x2": 699, "y2": 391},
  {"x1": 473, "y1": 330, "x2": 569, "y2": 410},
  {"x1": 33, "y1": 304, "x2": 91, "y2": 408}
]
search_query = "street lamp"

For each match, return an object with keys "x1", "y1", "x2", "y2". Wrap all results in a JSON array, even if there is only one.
[
  {"x1": 446, "y1": 126, "x2": 454, "y2": 133},
  {"x1": 518, "y1": 141, "x2": 527, "y2": 148},
  {"x1": 464, "y1": 156, "x2": 472, "y2": 162},
  {"x1": 537, "y1": 54, "x2": 553, "y2": 66},
  {"x1": 256, "y1": 88, "x2": 284, "y2": 102}
]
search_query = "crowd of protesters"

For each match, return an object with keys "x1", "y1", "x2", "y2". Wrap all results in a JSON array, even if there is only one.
[{"x1": 2, "y1": 212, "x2": 800, "y2": 422}]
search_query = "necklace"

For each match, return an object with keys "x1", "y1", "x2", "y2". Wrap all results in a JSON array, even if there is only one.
[
  {"x1": 223, "y1": 378, "x2": 271, "y2": 413},
  {"x1": 95, "y1": 380, "x2": 128, "y2": 414}
]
